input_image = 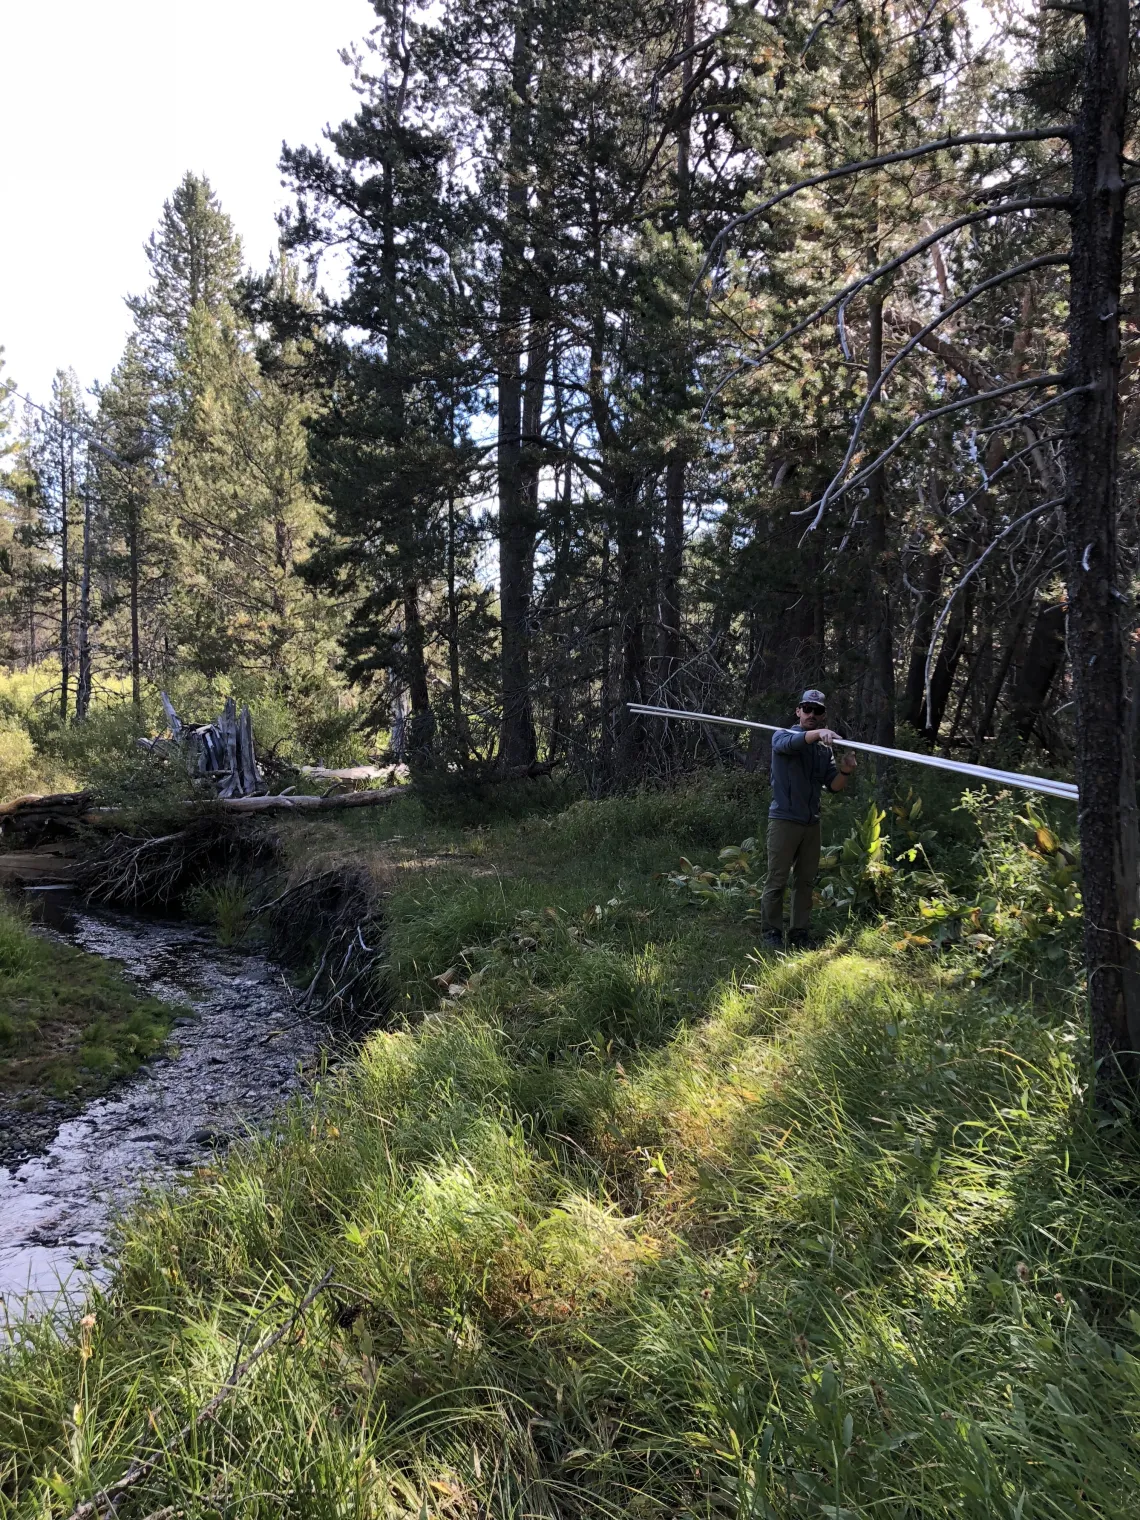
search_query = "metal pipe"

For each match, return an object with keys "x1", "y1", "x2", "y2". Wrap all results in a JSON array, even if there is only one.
[{"x1": 627, "y1": 703, "x2": 1078, "y2": 802}]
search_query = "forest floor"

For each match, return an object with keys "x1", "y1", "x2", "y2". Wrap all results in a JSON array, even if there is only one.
[{"x1": 2, "y1": 777, "x2": 1139, "y2": 1518}]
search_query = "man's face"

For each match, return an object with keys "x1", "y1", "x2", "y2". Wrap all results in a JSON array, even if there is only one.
[{"x1": 796, "y1": 703, "x2": 825, "y2": 730}]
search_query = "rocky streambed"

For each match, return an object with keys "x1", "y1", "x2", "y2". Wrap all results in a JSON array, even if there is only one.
[{"x1": 0, "y1": 903, "x2": 328, "y2": 1322}]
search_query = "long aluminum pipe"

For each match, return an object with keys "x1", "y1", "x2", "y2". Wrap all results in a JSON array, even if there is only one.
[{"x1": 626, "y1": 703, "x2": 1078, "y2": 802}]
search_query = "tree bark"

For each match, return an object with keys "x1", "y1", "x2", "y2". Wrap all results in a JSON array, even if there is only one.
[
  {"x1": 865, "y1": 294, "x2": 896, "y2": 764},
  {"x1": 402, "y1": 582, "x2": 435, "y2": 763},
  {"x1": 925, "y1": 581, "x2": 970, "y2": 741},
  {"x1": 1063, "y1": 0, "x2": 1140, "y2": 1086},
  {"x1": 496, "y1": 12, "x2": 539, "y2": 770},
  {"x1": 445, "y1": 480, "x2": 466, "y2": 758},
  {"x1": 59, "y1": 430, "x2": 70, "y2": 723},
  {"x1": 613, "y1": 473, "x2": 649, "y2": 783},
  {"x1": 1009, "y1": 599, "x2": 1067, "y2": 743},
  {"x1": 972, "y1": 591, "x2": 1035, "y2": 756},
  {"x1": 128, "y1": 486, "x2": 141, "y2": 709},
  {"x1": 900, "y1": 547, "x2": 944, "y2": 730},
  {"x1": 658, "y1": 2, "x2": 694, "y2": 695},
  {"x1": 75, "y1": 482, "x2": 93, "y2": 721}
]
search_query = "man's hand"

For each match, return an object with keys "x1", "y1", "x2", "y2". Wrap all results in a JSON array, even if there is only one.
[
  {"x1": 805, "y1": 726, "x2": 843, "y2": 746},
  {"x1": 838, "y1": 754, "x2": 858, "y2": 775}
]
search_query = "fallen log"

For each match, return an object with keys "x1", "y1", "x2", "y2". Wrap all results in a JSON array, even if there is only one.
[
  {"x1": 0, "y1": 785, "x2": 409, "y2": 831},
  {"x1": 0, "y1": 791, "x2": 99, "y2": 849},
  {"x1": 298, "y1": 763, "x2": 408, "y2": 784},
  {"x1": 0, "y1": 851, "x2": 78, "y2": 886},
  {"x1": 0, "y1": 791, "x2": 92, "y2": 819},
  {"x1": 218, "y1": 785, "x2": 407, "y2": 813}
]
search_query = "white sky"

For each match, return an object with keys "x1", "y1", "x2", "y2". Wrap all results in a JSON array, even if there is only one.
[{"x1": 0, "y1": 0, "x2": 373, "y2": 405}]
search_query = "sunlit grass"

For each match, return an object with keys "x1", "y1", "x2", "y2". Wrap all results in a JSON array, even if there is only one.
[{"x1": 1, "y1": 783, "x2": 1138, "y2": 1517}]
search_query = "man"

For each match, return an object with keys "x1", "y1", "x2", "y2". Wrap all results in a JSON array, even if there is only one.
[{"x1": 761, "y1": 689, "x2": 857, "y2": 948}]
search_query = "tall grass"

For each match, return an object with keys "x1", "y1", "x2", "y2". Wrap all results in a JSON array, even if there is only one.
[{"x1": 2, "y1": 783, "x2": 1137, "y2": 1517}]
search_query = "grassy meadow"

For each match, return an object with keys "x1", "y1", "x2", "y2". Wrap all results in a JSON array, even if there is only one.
[{"x1": 2, "y1": 775, "x2": 1138, "y2": 1517}]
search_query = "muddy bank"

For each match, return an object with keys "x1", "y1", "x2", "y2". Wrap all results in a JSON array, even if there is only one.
[{"x1": 0, "y1": 905, "x2": 329, "y2": 1320}]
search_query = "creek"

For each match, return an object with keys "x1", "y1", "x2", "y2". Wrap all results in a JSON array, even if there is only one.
[{"x1": 0, "y1": 900, "x2": 329, "y2": 1323}]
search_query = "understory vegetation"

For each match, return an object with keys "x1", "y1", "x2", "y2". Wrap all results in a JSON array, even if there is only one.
[
  {"x1": 2, "y1": 780, "x2": 1137, "y2": 1518},
  {"x1": 0, "y1": 664, "x2": 370, "y2": 808},
  {"x1": 0, "y1": 899, "x2": 171, "y2": 1111}
]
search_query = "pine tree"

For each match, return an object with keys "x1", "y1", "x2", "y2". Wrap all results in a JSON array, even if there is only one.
[
  {"x1": 127, "y1": 173, "x2": 244, "y2": 408},
  {"x1": 281, "y1": 1, "x2": 484, "y2": 765},
  {"x1": 93, "y1": 341, "x2": 165, "y2": 706}
]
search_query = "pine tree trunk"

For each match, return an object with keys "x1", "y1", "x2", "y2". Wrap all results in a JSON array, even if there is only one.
[
  {"x1": 865, "y1": 295, "x2": 895, "y2": 767},
  {"x1": 497, "y1": 13, "x2": 538, "y2": 771},
  {"x1": 1063, "y1": 0, "x2": 1140, "y2": 1087},
  {"x1": 659, "y1": 452, "x2": 685, "y2": 695},
  {"x1": 972, "y1": 591, "x2": 1035, "y2": 756},
  {"x1": 446, "y1": 483, "x2": 465, "y2": 757},
  {"x1": 129, "y1": 487, "x2": 141, "y2": 709},
  {"x1": 925, "y1": 581, "x2": 970, "y2": 741},
  {"x1": 900, "y1": 547, "x2": 944, "y2": 730},
  {"x1": 403, "y1": 581, "x2": 435, "y2": 763},
  {"x1": 75, "y1": 484, "x2": 93, "y2": 721},
  {"x1": 613, "y1": 478, "x2": 648, "y2": 784},
  {"x1": 1010, "y1": 600, "x2": 1067, "y2": 743},
  {"x1": 658, "y1": 5, "x2": 694, "y2": 697},
  {"x1": 59, "y1": 432, "x2": 70, "y2": 723}
]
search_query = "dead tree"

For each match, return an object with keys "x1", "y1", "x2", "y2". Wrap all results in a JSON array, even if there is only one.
[{"x1": 1060, "y1": 0, "x2": 1140, "y2": 1087}]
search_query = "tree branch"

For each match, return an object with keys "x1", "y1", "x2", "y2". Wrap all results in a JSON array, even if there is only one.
[
  {"x1": 695, "y1": 130, "x2": 1072, "y2": 292},
  {"x1": 973, "y1": 385, "x2": 1092, "y2": 436},
  {"x1": 924, "y1": 500, "x2": 1063, "y2": 722},
  {"x1": 815, "y1": 254, "x2": 1068, "y2": 522},
  {"x1": 700, "y1": 197, "x2": 1070, "y2": 415},
  {"x1": 947, "y1": 432, "x2": 1068, "y2": 518},
  {"x1": 798, "y1": 375, "x2": 1069, "y2": 531}
]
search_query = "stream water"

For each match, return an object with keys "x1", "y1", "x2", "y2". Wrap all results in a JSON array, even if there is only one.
[{"x1": 0, "y1": 901, "x2": 328, "y2": 1323}]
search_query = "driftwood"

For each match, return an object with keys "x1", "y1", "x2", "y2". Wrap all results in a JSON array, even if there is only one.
[{"x1": 259, "y1": 862, "x2": 388, "y2": 1020}]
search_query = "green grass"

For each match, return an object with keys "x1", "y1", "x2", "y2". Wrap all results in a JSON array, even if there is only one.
[
  {"x1": 1, "y1": 780, "x2": 1137, "y2": 1518},
  {"x1": 0, "y1": 899, "x2": 172, "y2": 1103}
]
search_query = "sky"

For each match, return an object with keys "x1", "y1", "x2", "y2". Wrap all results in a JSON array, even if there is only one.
[{"x1": 0, "y1": 0, "x2": 373, "y2": 406}]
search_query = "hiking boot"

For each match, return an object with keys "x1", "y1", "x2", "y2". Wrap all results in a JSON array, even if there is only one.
[
  {"x1": 761, "y1": 929, "x2": 784, "y2": 950},
  {"x1": 787, "y1": 927, "x2": 821, "y2": 950}
]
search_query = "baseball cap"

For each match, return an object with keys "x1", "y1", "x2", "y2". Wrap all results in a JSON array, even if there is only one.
[{"x1": 799, "y1": 689, "x2": 826, "y2": 706}]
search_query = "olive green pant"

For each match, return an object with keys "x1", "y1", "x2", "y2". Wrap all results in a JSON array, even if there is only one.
[{"x1": 761, "y1": 818, "x2": 821, "y2": 933}]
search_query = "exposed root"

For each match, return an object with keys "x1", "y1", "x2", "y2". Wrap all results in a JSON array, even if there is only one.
[
  {"x1": 77, "y1": 814, "x2": 275, "y2": 911},
  {"x1": 258, "y1": 859, "x2": 391, "y2": 1026}
]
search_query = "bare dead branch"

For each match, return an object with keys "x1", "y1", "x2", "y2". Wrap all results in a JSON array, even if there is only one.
[
  {"x1": 947, "y1": 432, "x2": 1068, "y2": 517},
  {"x1": 924, "y1": 499, "x2": 1064, "y2": 720},
  {"x1": 798, "y1": 375, "x2": 1069, "y2": 531},
  {"x1": 801, "y1": 0, "x2": 853, "y2": 59},
  {"x1": 695, "y1": 132, "x2": 1071, "y2": 293},
  {"x1": 973, "y1": 385, "x2": 1093, "y2": 435},
  {"x1": 700, "y1": 197, "x2": 1069, "y2": 415},
  {"x1": 816, "y1": 253, "x2": 1069, "y2": 521}
]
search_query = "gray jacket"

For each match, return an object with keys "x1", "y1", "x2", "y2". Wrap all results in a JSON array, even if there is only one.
[{"x1": 768, "y1": 727, "x2": 838, "y2": 824}]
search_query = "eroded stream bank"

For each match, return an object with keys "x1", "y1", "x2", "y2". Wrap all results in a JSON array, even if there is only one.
[{"x1": 0, "y1": 902, "x2": 329, "y2": 1320}]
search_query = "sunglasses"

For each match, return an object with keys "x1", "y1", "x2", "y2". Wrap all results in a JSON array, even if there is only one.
[{"x1": 801, "y1": 704, "x2": 826, "y2": 716}]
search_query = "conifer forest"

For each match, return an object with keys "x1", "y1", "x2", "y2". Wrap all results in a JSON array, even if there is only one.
[{"x1": 3, "y1": 3, "x2": 1140, "y2": 1516}]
